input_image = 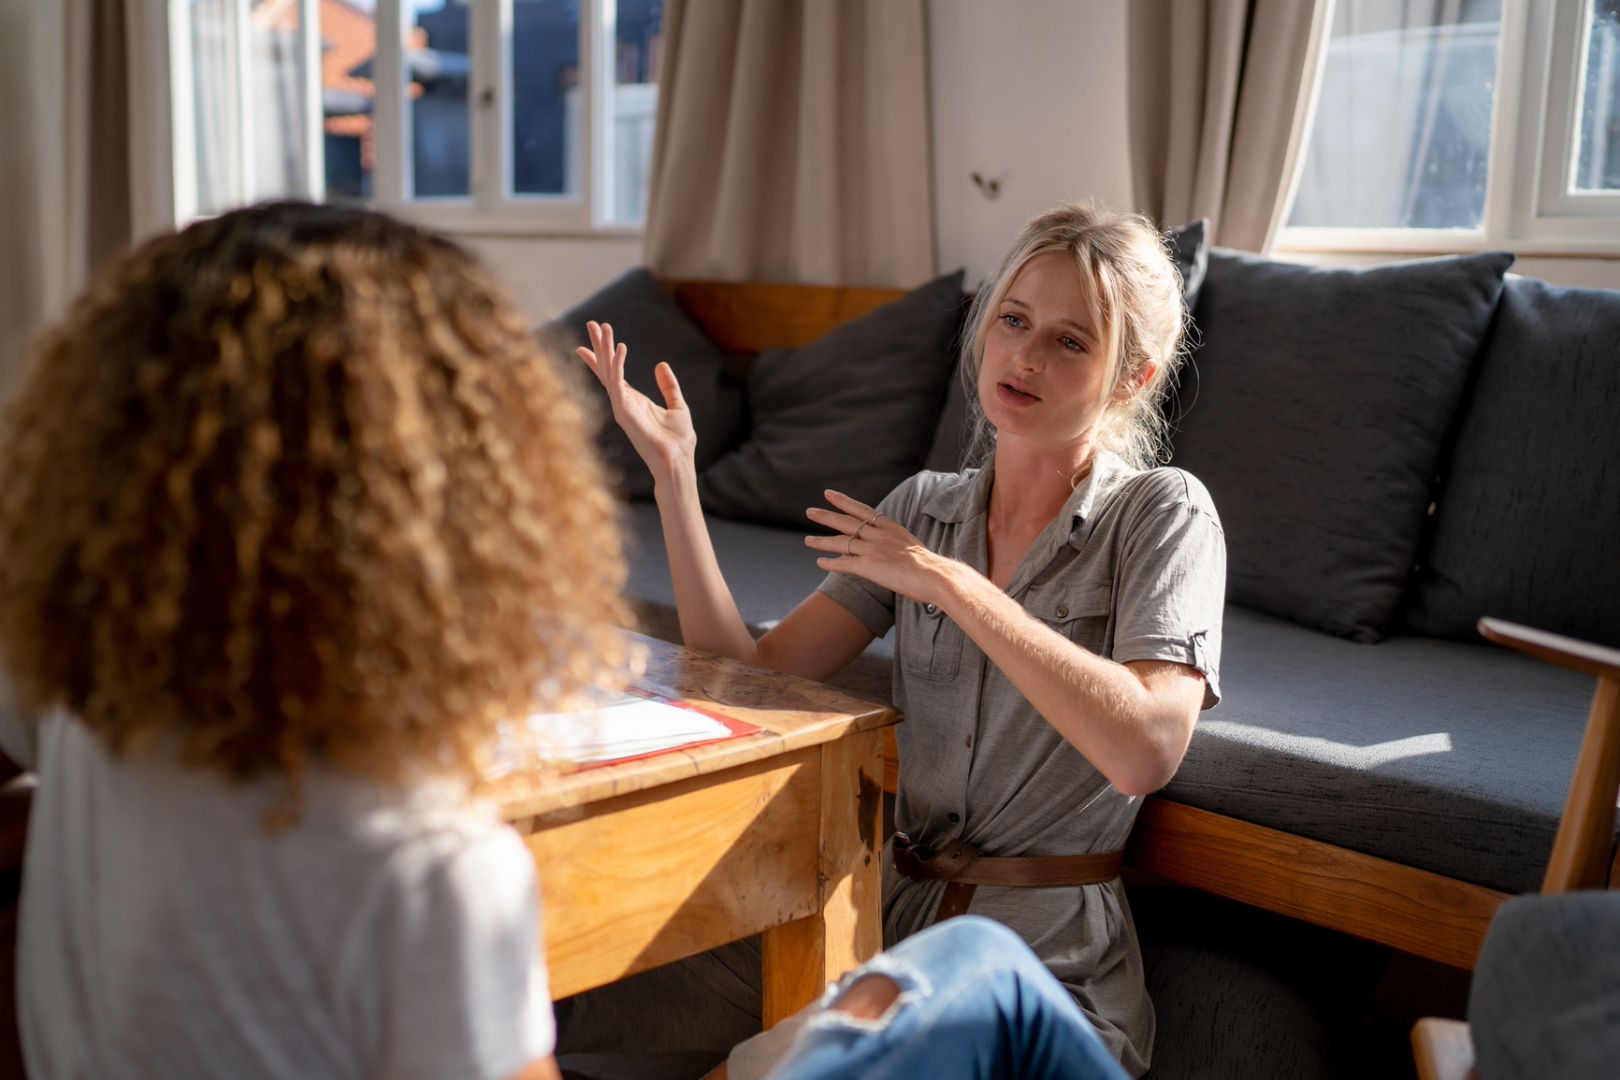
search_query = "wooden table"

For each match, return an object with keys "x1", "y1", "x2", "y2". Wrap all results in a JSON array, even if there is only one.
[{"x1": 495, "y1": 635, "x2": 899, "y2": 1026}]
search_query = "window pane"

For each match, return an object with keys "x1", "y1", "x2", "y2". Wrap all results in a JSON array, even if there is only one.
[
  {"x1": 411, "y1": 1, "x2": 471, "y2": 198},
  {"x1": 190, "y1": 0, "x2": 242, "y2": 215},
  {"x1": 512, "y1": 0, "x2": 582, "y2": 196},
  {"x1": 1288, "y1": 0, "x2": 1502, "y2": 230},
  {"x1": 606, "y1": 0, "x2": 663, "y2": 223},
  {"x1": 320, "y1": 0, "x2": 377, "y2": 202},
  {"x1": 1575, "y1": 1, "x2": 1620, "y2": 191},
  {"x1": 250, "y1": 0, "x2": 312, "y2": 200}
]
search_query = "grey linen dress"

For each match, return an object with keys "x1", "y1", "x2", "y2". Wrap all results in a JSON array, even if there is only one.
[{"x1": 816, "y1": 452, "x2": 1226, "y2": 1078}]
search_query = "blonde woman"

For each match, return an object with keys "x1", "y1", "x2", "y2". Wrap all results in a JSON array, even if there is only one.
[
  {"x1": 0, "y1": 202, "x2": 634, "y2": 1080},
  {"x1": 575, "y1": 202, "x2": 1226, "y2": 1077}
]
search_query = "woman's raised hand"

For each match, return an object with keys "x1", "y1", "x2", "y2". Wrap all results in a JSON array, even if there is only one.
[
  {"x1": 575, "y1": 320, "x2": 697, "y2": 483},
  {"x1": 805, "y1": 490, "x2": 951, "y2": 605}
]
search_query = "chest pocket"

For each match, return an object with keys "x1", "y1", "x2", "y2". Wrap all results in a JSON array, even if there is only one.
[
  {"x1": 899, "y1": 599, "x2": 964, "y2": 681},
  {"x1": 1024, "y1": 584, "x2": 1113, "y2": 655}
]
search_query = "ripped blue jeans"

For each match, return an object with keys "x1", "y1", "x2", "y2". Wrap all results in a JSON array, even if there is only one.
[{"x1": 764, "y1": 916, "x2": 1128, "y2": 1080}]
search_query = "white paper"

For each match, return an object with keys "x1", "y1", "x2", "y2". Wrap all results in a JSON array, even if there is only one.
[{"x1": 489, "y1": 692, "x2": 733, "y2": 774}]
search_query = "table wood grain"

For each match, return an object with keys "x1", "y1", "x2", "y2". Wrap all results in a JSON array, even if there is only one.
[{"x1": 498, "y1": 635, "x2": 899, "y2": 1023}]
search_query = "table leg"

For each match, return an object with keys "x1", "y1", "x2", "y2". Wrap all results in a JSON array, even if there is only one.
[{"x1": 761, "y1": 729, "x2": 885, "y2": 1027}]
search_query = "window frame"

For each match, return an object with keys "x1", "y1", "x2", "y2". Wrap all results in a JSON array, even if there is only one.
[
  {"x1": 1276, "y1": 0, "x2": 1620, "y2": 258},
  {"x1": 165, "y1": 0, "x2": 652, "y2": 237}
]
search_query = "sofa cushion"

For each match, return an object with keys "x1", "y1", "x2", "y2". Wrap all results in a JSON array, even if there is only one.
[
  {"x1": 1164, "y1": 606, "x2": 1602, "y2": 894},
  {"x1": 1171, "y1": 251, "x2": 1514, "y2": 642},
  {"x1": 547, "y1": 268, "x2": 745, "y2": 498},
  {"x1": 697, "y1": 272, "x2": 964, "y2": 528},
  {"x1": 1405, "y1": 276, "x2": 1620, "y2": 648}
]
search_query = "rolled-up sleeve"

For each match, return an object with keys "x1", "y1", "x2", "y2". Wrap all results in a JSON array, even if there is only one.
[{"x1": 1111, "y1": 502, "x2": 1227, "y2": 708}]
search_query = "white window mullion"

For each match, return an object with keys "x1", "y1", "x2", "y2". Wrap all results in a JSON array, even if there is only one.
[
  {"x1": 169, "y1": 0, "x2": 200, "y2": 224},
  {"x1": 579, "y1": 0, "x2": 601, "y2": 227},
  {"x1": 1535, "y1": 0, "x2": 1586, "y2": 216},
  {"x1": 471, "y1": 0, "x2": 506, "y2": 213},
  {"x1": 1585, "y1": 17, "x2": 1617, "y2": 190},
  {"x1": 232, "y1": 0, "x2": 256, "y2": 203},
  {"x1": 1482, "y1": 0, "x2": 1535, "y2": 249},
  {"x1": 300, "y1": 0, "x2": 323, "y2": 201},
  {"x1": 592, "y1": 0, "x2": 615, "y2": 227},
  {"x1": 375, "y1": 0, "x2": 408, "y2": 204}
]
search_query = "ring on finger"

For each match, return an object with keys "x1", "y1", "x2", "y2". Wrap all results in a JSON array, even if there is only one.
[
  {"x1": 845, "y1": 534, "x2": 856, "y2": 556},
  {"x1": 864, "y1": 511, "x2": 882, "y2": 529},
  {"x1": 853, "y1": 523, "x2": 868, "y2": 541}
]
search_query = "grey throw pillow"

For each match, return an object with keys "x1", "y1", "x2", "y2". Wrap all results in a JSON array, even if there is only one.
[
  {"x1": 699, "y1": 271, "x2": 965, "y2": 527},
  {"x1": 546, "y1": 268, "x2": 744, "y2": 499},
  {"x1": 1404, "y1": 276, "x2": 1620, "y2": 647},
  {"x1": 1168, "y1": 218, "x2": 1210, "y2": 312},
  {"x1": 1170, "y1": 250, "x2": 1514, "y2": 642}
]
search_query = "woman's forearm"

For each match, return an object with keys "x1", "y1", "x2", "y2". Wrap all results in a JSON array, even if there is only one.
[
  {"x1": 931, "y1": 561, "x2": 1189, "y2": 796},
  {"x1": 652, "y1": 460, "x2": 761, "y2": 664}
]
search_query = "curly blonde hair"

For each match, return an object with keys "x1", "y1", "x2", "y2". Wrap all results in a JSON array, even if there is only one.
[
  {"x1": 960, "y1": 201, "x2": 1188, "y2": 470},
  {"x1": 0, "y1": 201, "x2": 633, "y2": 804}
]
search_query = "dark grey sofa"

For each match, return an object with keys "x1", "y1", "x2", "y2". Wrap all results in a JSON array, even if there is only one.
[
  {"x1": 614, "y1": 263, "x2": 1620, "y2": 902},
  {"x1": 559, "y1": 254, "x2": 1620, "y2": 1077},
  {"x1": 625, "y1": 517, "x2": 1601, "y2": 896}
]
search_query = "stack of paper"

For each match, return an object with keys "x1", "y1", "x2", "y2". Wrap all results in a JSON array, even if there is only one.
[{"x1": 490, "y1": 692, "x2": 735, "y2": 774}]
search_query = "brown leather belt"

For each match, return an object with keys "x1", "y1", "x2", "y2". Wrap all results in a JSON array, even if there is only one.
[{"x1": 892, "y1": 834, "x2": 1124, "y2": 924}]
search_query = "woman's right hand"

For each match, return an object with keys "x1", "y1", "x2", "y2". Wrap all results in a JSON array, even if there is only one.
[{"x1": 575, "y1": 320, "x2": 697, "y2": 483}]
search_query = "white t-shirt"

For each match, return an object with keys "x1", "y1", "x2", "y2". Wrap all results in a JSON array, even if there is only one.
[{"x1": 0, "y1": 677, "x2": 555, "y2": 1080}]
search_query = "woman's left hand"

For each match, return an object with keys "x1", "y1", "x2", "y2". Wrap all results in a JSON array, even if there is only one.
[{"x1": 805, "y1": 490, "x2": 951, "y2": 605}]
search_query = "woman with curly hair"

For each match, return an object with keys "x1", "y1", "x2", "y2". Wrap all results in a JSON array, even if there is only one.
[{"x1": 0, "y1": 201, "x2": 633, "y2": 1079}]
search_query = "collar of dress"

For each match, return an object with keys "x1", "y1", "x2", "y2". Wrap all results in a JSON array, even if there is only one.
[{"x1": 919, "y1": 450, "x2": 1132, "y2": 528}]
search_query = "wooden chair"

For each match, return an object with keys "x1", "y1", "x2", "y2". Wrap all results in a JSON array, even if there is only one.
[{"x1": 1410, "y1": 617, "x2": 1620, "y2": 1080}]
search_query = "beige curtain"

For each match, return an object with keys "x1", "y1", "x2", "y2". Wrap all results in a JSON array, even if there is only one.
[
  {"x1": 0, "y1": 0, "x2": 140, "y2": 412},
  {"x1": 0, "y1": 0, "x2": 49, "y2": 411},
  {"x1": 642, "y1": 0, "x2": 934, "y2": 287},
  {"x1": 1129, "y1": 0, "x2": 1334, "y2": 252}
]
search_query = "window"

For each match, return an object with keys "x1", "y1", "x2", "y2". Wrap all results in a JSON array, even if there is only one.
[
  {"x1": 1279, "y1": 0, "x2": 1620, "y2": 254},
  {"x1": 169, "y1": 0, "x2": 663, "y2": 232}
]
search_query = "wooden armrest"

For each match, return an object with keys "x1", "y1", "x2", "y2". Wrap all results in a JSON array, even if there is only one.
[
  {"x1": 1478, "y1": 617, "x2": 1620, "y2": 682},
  {"x1": 1411, "y1": 1018, "x2": 1476, "y2": 1080},
  {"x1": 1481, "y1": 618, "x2": 1620, "y2": 892}
]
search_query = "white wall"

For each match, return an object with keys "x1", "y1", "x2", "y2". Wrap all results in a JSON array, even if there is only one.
[
  {"x1": 926, "y1": 0, "x2": 1134, "y2": 287},
  {"x1": 1279, "y1": 249, "x2": 1620, "y2": 290},
  {"x1": 1511, "y1": 256, "x2": 1620, "y2": 291},
  {"x1": 466, "y1": 0, "x2": 1619, "y2": 307},
  {"x1": 459, "y1": 233, "x2": 643, "y2": 325},
  {"x1": 467, "y1": 0, "x2": 1143, "y2": 311}
]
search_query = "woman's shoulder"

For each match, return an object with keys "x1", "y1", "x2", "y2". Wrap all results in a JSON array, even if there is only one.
[
  {"x1": 880, "y1": 468, "x2": 984, "y2": 525},
  {"x1": 1110, "y1": 463, "x2": 1221, "y2": 527}
]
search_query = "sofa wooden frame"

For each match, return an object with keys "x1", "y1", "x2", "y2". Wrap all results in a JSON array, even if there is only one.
[{"x1": 660, "y1": 276, "x2": 1611, "y2": 975}]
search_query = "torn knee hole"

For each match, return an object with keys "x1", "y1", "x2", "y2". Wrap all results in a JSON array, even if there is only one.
[{"x1": 829, "y1": 973, "x2": 901, "y2": 1021}]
